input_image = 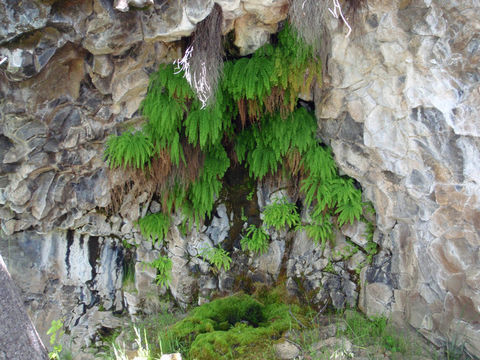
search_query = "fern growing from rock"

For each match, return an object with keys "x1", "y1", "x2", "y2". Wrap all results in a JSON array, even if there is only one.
[
  {"x1": 104, "y1": 22, "x2": 368, "y2": 273},
  {"x1": 263, "y1": 198, "x2": 301, "y2": 231},
  {"x1": 136, "y1": 212, "x2": 171, "y2": 244},
  {"x1": 241, "y1": 225, "x2": 270, "y2": 255}
]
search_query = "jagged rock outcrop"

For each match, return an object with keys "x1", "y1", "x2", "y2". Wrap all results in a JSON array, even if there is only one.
[
  {"x1": 0, "y1": 0, "x2": 479, "y2": 358},
  {"x1": 317, "y1": 0, "x2": 480, "y2": 356}
]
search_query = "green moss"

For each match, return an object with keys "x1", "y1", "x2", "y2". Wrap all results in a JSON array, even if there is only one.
[{"x1": 170, "y1": 293, "x2": 303, "y2": 360}]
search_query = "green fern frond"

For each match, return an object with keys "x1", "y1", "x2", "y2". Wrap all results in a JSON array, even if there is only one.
[
  {"x1": 304, "y1": 213, "x2": 333, "y2": 250},
  {"x1": 150, "y1": 64, "x2": 194, "y2": 100},
  {"x1": 136, "y1": 212, "x2": 171, "y2": 244},
  {"x1": 169, "y1": 131, "x2": 185, "y2": 166},
  {"x1": 142, "y1": 91, "x2": 184, "y2": 145},
  {"x1": 200, "y1": 246, "x2": 232, "y2": 272},
  {"x1": 248, "y1": 146, "x2": 281, "y2": 179},
  {"x1": 263, "y1": 198, "x2": 300, "y2": 230},
  {"x1": 189, "y1": 176, "x2": 223, "y2": 222},
  {"x1": 223, "y1": 55, "x2": 274, "y2": 102},
  {"x1": 104, "y1": 130, "x2": 154, "y2": 170},
  {"x1": 241, "y1": 224, "x2": 270, "y2": 254},
  {"x1": 331, "y1": 178, "x2": 362, "y2": 205},
  {"x1": 188, "y1": 144, "x2": 230, "y2": 221},
  {"x1": 335, "y1": 200, "x2": 363, "y2": 227},
  {"x1": 302, "y1": 146, "x2": 337, "y2": 181},
  {"x1": 143, "y1": 255, "x2": 172, "y2": 288},
  {"x1": 163, "y1": 182, "x2": 187, "y2": 214},
  {"x1": 185, "y1": 101, "x2": 226, "y2": 150},
  {"x1": 237, "y1": 108, "x2": 317, "y2": 179},
  {"x1": 235, "y1": 130, "x2": 256, "y2": 164},
  {"x1": 332, "y1": 178, "x2": 363, "y2": 227}
]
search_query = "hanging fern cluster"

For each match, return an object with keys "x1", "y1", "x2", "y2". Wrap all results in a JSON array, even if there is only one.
[
  {"x1": 105, "y1": 22, "x2": 365, "y2": 267},
  {"x1": 223, "y1": 23, "x2": 320, "y2": 124},
  {"x1": 235, "y1": 107, "x2": 317, "y2": 179}
]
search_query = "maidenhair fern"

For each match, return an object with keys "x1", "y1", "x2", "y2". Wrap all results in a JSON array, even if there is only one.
[
  {"x1": 235, "y1": 108, "x2": 317, "y2": 179},
  {"x1": 223, "y1": 56, "x2": 274, "y2": 102},
  {"x1": 263, "y1": 198, "x2": 300, "y2": 231},
  {"x1": 334, "y1": 183, "x2": 363, "y2": 227},
  {"x1": 136, "y1": 212, "x2": 171, "y2": 244},
  {"x1": 104, "y1": 22, "x2": 371, "y2": 270},
  {"x1": 104, "y1": 130, "x2": 154, "y2": 170},
  {"x1": 304, "y1": 213, "x2": 334, "y2": 251},
  {"x1": 241, "y1": 225, "x2": 270, "y2": 255},
  {"x1": 188, "y1": 144, "x2": 230, "y2": 222},
  {"x1": 143, "y1": 255, "x2": 172, "y2": 288},
  {"x1": 200, "y1": 246, "x2": 232, "y2": 272}
]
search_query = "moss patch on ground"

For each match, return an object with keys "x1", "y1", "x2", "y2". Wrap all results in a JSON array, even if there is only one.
[{"x1": 170, "y1": 290, "x2": 304, "y2": 360}]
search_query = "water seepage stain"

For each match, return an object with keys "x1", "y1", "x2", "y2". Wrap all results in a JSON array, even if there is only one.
[
  {"x1": 88, "y1": 236, "x2": 100, "y2": 280},
  {"x1": 65, "y1": 229, "x2": 74, "y2": 276},
  {"x1": 220, "y1": 163, "x2": 260, "y2": 251}
]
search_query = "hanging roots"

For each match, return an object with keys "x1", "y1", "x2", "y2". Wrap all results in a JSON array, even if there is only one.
[
  {"x1": 175, "y1": 4, "x2": 224, "y2": 108},
  {"x1": 288, "y1": 0, "x2": 329, "y2": 51},
  {"x1": 289, "y1": 0, "x2": 366, "y2": 46}
]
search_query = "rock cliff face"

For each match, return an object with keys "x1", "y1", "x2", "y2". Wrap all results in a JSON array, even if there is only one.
[
  {"x1": 317, "y1": 0, "x2": 480, "y2": 356},
  {"x1": 0, "y1": 0, "x2": 479, "y2": 357}
]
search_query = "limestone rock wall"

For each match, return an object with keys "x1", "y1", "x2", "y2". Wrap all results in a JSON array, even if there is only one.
[{"x1": 317, "y1": 0, "x2": 480, "y2": 356}]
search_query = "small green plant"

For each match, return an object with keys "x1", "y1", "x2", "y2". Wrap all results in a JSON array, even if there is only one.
[
  {"x1": 445, "y1": 339, "x2": 468, "y2": 360},
  {"x1": 143, "y1": 255, "x2": 172, "y2": 288},
  {"x1": 331, "y1": 178, "x2": 363, "y2": 227},
  {"x1": 332, "y1": 243, "x2": 359, "y2": 261},
  {"x1": 241, "y1": 224, "x2": 269, "y2": 255},
  {"x1": 113, "y1": 326, "x2": 157, "y2": 360},
  {"x1": 200, "y1": 246, "x2": 232, "y2": 272},
  {"x1": 363, "y1": 221, "x2": 377, "y2": 264},
  {"x1": 47, "y1": 319, "x2": 64, "y2": 360},
  {"x1": 263, "y1": 197, "x2": 300, "y2": 231},
  {"x1": 121, "y1": 239, "x2": 135, "y2": 249},
  {"x1": 340, "y1": 311, "x2": 407, "y2": 354},
  {"x1": 323, "y1": 261, "x2": 336, "y2": 274},
  {"x1": 304, "y1": 213, "x2": 333, "y2": 251},
  {"x1": 122, "y1": 258, "x2": 136, "y2": 289},
  {"x1": 240, "y1": 207, "x2": 247, "y2": 222},
  {"x1": 104, "y1": 130, "x2": 154, "y2": 170},
  {"x1": 246, "y1": 188, "x2": 255, "y2": 201},
  {"x1": 136, "y1": 212, "x2": 171, "y2": 244}
]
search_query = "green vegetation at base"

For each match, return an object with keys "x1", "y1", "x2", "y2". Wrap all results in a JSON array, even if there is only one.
[
  {"x1": 340, "y1": 310, "x2": 407, "y2": 354},
  {"x1": 104, "y1": 288, "x2": 304, "y2": 360},
  {"x1": 100, "y1": 289, "x2": 451, "y2": 360},
  {"x1": 171, "y1": 292, "x2": 300, "y2": 360}
]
